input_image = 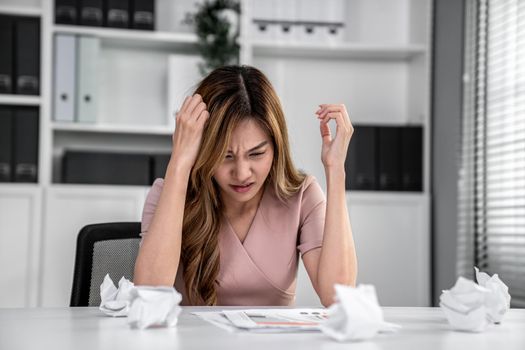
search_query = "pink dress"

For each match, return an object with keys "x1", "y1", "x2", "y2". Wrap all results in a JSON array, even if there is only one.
[{"x1": 140, "y1": 175, "x2": 326, "y2": 306}]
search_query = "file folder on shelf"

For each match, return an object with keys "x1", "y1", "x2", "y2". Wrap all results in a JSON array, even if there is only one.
[
  {"x1": 13, "y1": 107, "x2": 39, "y2": 183},
  {"x1": 106, "y1": 0, "x2": 130, "y2": 28},
  {"x1": 62, "y1": 150, "x2": 151, "y2": 185},
  {"x1": 377, "y1": 127, "x2": 402, "y2": 191},
  {"x1": 79, "y1": 0, "x2": 104, "y2": 27},
  {"x1": 0, "y1": 15, "x2": 14, "y2": 94},
  {"x1": 0, "y1": 107, "x2": 13, "y2": 182},
  {"x1": 55, "y1": 0, "x2": 78, "y2": 25},
  {"x1": 131, "y1": 0, "x2": 155, "y2": 30},
  {"x1": 14, "y1": 17, "x2": 40, "y2": 95},
  {"x1": 345, "y1": 126, "x2": 376, "y2": 190},
  {"x1": 53, "y1": 34, "x2": 77, "y2": 122},
  {"x1": 401, "y1": 126, "x2": 423, "y2": 191},
  {"x1": 76, "y1": 35, "x2": 99, "y2": 123}
]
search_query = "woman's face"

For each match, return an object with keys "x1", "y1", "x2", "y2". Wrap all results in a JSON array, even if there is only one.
[{"x1": 213, "y1": 118, "x2": 274, "y2": 206}]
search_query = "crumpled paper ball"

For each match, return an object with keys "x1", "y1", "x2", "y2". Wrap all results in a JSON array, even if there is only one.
[
  {"x1": 440, "y1": 268, "x2": 511, "y2": 332},
  {"x1": 127, "y1": 286, "x2": 182, "y2": 329},
  {"x1": 439, "y1": 276, "x2": 490, "y2": 332},
  {"x1": 320, "y1": 284, "x2": 401, "y2": 342},
  {"x1": 474, "y1": 267, "x2": 511, "y2": 324},
  {"x1": 99, "y1": 274, "x2": 135, "y2": 317}
]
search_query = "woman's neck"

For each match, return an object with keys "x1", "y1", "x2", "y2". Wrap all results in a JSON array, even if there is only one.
[{"x1": 222, "y1": 186, "x2": 264, "y2": 218}]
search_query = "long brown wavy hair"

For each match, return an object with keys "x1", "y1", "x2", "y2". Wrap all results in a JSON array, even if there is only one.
[{"x1": 181, "y1": 65, "x2": 306, "y2": 305}]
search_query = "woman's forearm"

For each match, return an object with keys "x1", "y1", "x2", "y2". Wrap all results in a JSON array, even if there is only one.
[
  {"x1": 317, "y1": 166, "x2": 358, "y2": 305},
  {"x1": 133, "y1": 158, "x2": 191, "y2": 286}
]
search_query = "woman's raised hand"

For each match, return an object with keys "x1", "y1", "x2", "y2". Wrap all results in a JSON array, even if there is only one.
[
  {"x1": 171, "y1": 94, "x2": 210, "y2": 170},
  {"x1": 316, "y1": 103, "x2": 354, "y2": 170}
]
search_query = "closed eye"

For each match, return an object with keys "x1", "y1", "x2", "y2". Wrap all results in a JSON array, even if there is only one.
[{"x1": 250, "y1": 152, "x2": 265, "y2": 157}]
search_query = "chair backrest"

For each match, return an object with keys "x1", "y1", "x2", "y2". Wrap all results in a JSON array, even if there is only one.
[{"x1": 70, "y1": 222, "x2": 141, "y2": 307}]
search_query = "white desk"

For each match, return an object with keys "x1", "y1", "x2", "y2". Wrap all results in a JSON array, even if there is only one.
[{"x1": 0, "y1": 307, "x2": 524, "y2": 349}]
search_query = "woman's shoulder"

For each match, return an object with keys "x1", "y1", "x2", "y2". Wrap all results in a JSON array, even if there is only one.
[
  {"x1": 300, "y1": 174, "x2": 325, "y2": 202},
  {"x1": 265, "y1": 174, "x2": 325, "y2": 223},
  {"x1": 145, "y1": 178, "x2": 165, "y2": 205},
  {"x1": 152, "y1": 177, "x2": 164, "y2": 189},
  {"x1": 301, "y1": 174, "x2": 320, "y2": 190},
  {"x1": 269, "y1": 174, "x2": 325, "y2": 208},
  {"x1": 141, "y1": 178, "x2": 165, "y2": 233}
]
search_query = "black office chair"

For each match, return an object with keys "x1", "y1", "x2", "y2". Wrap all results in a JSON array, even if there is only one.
[{"x1": 70, "y1": 222, "x2": 142, "y2": 307}]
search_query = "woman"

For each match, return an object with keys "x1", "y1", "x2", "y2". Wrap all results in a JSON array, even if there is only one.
[{"x1": 134, "y1": 65, "x2": 357, "y2": 307}]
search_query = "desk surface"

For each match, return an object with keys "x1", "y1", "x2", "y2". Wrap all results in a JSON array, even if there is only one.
[{"x1": 0, "y1": 307, "x2": 524, "y2": 349}]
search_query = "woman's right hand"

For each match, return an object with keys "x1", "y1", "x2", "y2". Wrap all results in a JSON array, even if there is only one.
[{"x1": 170, "y1": 94, "x2": 210, "y2": 170}]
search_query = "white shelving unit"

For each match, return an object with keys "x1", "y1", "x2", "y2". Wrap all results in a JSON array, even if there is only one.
[
  {"x1": 0, "y1": 94, "x2": 41, "y2": 106},
  {"x1": 0, "y1": 0, "x2": 433, "y2": 308},
  {"x1": 52, "y1": 122, "x2": 173, "y2": 136},
  {"x1": 252, "y1": 41, "x2": 427, "y2": 60},
  {"x1": 52, "y1": 24, "x2": 198, "y2": 50},
  {"x1": 0, "y1": 3, "x2": 41, "y2": 17}
]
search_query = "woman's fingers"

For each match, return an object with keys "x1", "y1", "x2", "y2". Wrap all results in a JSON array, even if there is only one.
[
  {"x1": 316, "y1": 105, "x2": 353, "y2": 134},
  {"x1": 197, "y1": 110, "x2": 210, "y2": 124},
  {"x1": 177, "y1": 95, "x2": 208, "y2": 126},
  {"x1": 185, "y1": 94, "x2": 203, "y2": 115},
  {"x1": 317, "y1": 105, "x2": 350, "y2": 125},
  {"x1": 192, "y1": 102, "x2": 207, "y2": 120},
  {"x1": 180, "y1": 94, "x2": 202, "y2": 115},
  {"x1": 176, "y1": 96, "x2": 192, "y2": 120},
  {"x1": 319, "y1": 120, "x2": 331, "y2": 142}
]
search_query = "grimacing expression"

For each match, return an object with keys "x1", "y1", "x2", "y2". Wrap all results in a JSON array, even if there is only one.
[{"x1": 213, "y1": 118, "x2": 274, "y2": 204}]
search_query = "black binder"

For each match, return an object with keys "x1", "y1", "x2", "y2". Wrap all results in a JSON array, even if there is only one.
[
  {"x1": 62, "y1": 151, "x2": 151, "y2": 185},
  {"x1": 401, "y1": 126, "x2": 423, "y2": 191},
  {"x1": 131, "y1": 0, "x2": 155, "y2": 30},
  {"x1": 152, "y1": 153, "x2": 170, "y2": 181},
  {"x1": 0, "y1": 107, "x2": 13, "y2": 182},
  {"x1": 14, "y1": 17, "x2": 40, "y2": 95},
  {"x1": 13, "y1": 107, "x2": 39, "y2": 183},
  {"x1": 377, "y1": 127, "x2": 402, "y2": 191},
  {"x1": 345, "y1": 126, "x2": 376, "y2": 190},
  {"x1": 0, "y1": 15, "x2": 14, "y2": 94},
  {"x1": 55, "y1": 0, "x2": 78, "y2": 25},
  {"x1": 79, "y1": 0, "x2": 104, "y2": 26},
  {"x1": 106, "y1": 0, "x2": 130, "y2": 28}
]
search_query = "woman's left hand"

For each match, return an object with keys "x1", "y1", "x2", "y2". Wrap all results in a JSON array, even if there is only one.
[{"x1": 316, "y1": 103, "x2": 354, "y2": 170}]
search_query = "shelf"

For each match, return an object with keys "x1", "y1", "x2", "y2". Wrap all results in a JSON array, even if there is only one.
[
  {"x1": 252, "y1": 41, "x2": 427, "y2": 60},
  {"x1": 49, "y1": 183, "x2": 149, "y2": 190},
  {"x1": 0, "y1": 4, "x2": 41, "y2": 17},
  {"x1": 52, "y1": 25, "x2": 198, "y2": 51},
  {"x1": 52, "y1": 122, "x2": 173, "y2": 136},
  {"x1": 0, "y1": 183, "x2": 40, "y2": 190},
  {"x1": 0, "y1": 94, "x2": 41, "y2": 106},
  {"x1": 346, "y1": 190, "x2": 428, "y2": 202}
]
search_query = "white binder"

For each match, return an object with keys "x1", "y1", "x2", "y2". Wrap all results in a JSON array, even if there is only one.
[
  {"x1": 323, "y1": 0, "x2": 345, "y2": 44},
  {"x1": 76, "y1": 35, "x2": 100, "y2": 123},
  {"x1": 273, "y1": 0, "x2": 297, "y2": 42},
  {"x1": 251, "y1": 0, "x2": 279, "y2": 41},
  {"x1": 53, "y1": 34, "x2": 76, "y2": 122},
  {"x1": 296, "y1": 0, "x2": 324, "y2": 43}
]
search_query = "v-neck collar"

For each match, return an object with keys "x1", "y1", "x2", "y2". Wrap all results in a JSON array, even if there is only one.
[{"x1": 223, "y1": 182, "x2": 268, "y2": 247}]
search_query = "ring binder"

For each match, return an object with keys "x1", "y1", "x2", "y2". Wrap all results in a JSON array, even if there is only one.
[
  {"x1": 13, "y1": 107, "x2": 39, "y2": 183},
  {"x1": 55, "y1": 0, "x2": 78, "y2": 25},
  {"x1": 14, "y1": 17, "x2": 41, "y2": 95},
  {"x1": 0, "y1": 15, "x2": 14, "y2": 94},
  {"x1": 0, "y1": 107, "x2": 13, "y2": 182}
]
